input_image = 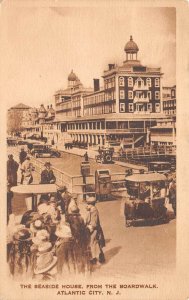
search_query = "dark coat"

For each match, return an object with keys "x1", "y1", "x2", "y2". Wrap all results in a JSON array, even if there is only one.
[
  {"x1": 7, "y1": 159, "x2": 19, "y2": 186},
  {"x1": 19, "y1": 150, "x2": 27, "y2": 164},
  {"x1": 68, "y1": 213, "x2": 91, "y2": 273},
  {"x1": 40, "y1": 169, "x2": 56, "y2": 184},
  {"x1": 86, "y1": 206, "x2": 105, "y2": 259}
]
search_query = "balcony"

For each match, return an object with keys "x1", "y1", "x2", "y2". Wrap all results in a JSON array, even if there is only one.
[
  {"x1": 133, "y1": 84, "x2": 149, "y2": 91},
  {"x1": 133, "y1": 96, "x2": 149, "y2": 103},
  {"x1": 106, "y1": 128, "x2": 145, "y2": 133}
]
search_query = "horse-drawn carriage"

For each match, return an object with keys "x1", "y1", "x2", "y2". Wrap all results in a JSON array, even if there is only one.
[{"x1": 124, "y1": 172, "x2": 168, "y2": 226}]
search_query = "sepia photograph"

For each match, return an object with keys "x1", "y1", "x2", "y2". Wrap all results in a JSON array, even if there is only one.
[{"x1": 1, "y1": 0, "x2": 189, "y2": 299}]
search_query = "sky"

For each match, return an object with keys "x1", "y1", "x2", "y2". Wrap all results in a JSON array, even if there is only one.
[{"x1": 0, "y1": 3, "x2": 176, "y2": 109}]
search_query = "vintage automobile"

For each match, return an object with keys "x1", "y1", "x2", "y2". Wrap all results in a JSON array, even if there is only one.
[
  {"x1": 7, "y1": 137, "x2": 17, "y2": 146},
  {"x1": 30, "y1": 144, "x2": 61, "y2": 158},
  {"x1": 95, "y1": 148, "x2": 113, "y2": 164},
  {"x1": 124, "y1": 171, "x2": 168, "y2": 226},
  {"x1": 148, "y1": 161, "x2": 176, "y2": 174}
]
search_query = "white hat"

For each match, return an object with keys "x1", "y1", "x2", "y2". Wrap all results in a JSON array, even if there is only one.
[
  {"x1": 38, "y1": 242, "x2": 52, "y2": 254},
  {"x1": 32, "y1": 229, "x2": 50, "y2": 245},
  {"x1": 34, "y1": 252, "x2": 57, "y2": 275},
  {"x1": 55, "y1": 224, "x2": 72, "y2": 238}
]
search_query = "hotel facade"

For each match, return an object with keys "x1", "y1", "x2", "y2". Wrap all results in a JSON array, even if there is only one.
[{"x1": 21, "y1": 36, "x2": 175, "y2": 147}]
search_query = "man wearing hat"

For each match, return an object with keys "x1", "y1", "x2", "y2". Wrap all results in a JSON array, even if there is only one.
[
  {"x1": 85, "y1": 196, "x2": 105, "y2": 265},
  {"x1": 20, "y1": 156, "x2": 34, "y2": 185},
  {"x1": 19, "y1": 147, "x2": 27, "y2": 165},
  {"x1": 40, "y1": 162, "x2": 56, "y2": 184},
  {"x1": 19, "y1": 147, "x2": 27, "y2": 184},
  {"x1": 7, "y1": 154, "x2": 19, "y2": 187},
  {"x1": 57, "y1": 186, "x2": 71, "y2": 215}
]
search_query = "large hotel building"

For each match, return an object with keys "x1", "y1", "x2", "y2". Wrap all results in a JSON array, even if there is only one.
[{"x1": 20, "y1": 36, "x2": 175, "y2": 147}]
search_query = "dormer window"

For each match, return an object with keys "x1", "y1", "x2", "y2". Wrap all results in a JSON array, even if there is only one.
[{"x1": 136, "y1": 78, "x2": 144, "y2": 88}]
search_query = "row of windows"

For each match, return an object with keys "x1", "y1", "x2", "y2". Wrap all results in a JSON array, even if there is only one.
[
  {"x1": 105, "y1": 91, "x2": 115, "y2": 101},
  {"x1": 72, "y1": 100, "x2": 81, "y2": 108},
  {"x1": 163, "y1": 100, "x2": 176, "y2": 107},
  {"x1": 68, "y1": 122, "x2": 105, "y2": 130},
  {"x1": 84, "y1": 104, "x2": 116, "y2": 116},
  {"x1": 119, "y1": 103, "x2": 160, "y2": 113},
  {"x1": 119, "y1": 90, "x2": 160, "y2": 100},
  {"x1": 104, "y1": 77, "x2": 115, "y2": 89},
  {"x1": 84, "y1": 93, "x2": 105, "y2": 106},
  {"x1": 119, "y1": 77, "x2": 160, "y2": 87},
  {"x1": 73, "y1": 109, "x2": 81, "y2": 117},
  {"x1": 165, "y1": 110, "x2": 176, "y2": 115}
]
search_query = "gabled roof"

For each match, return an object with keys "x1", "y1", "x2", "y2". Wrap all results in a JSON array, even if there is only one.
[{"x1": 10, "y1": 103, "x2": 31, "y2": 110}]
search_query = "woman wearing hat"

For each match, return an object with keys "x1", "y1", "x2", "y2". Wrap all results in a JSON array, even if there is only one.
[
  {"x1": 40, "y1": 162, "x2": 56, "y2": 184},
  {"x1": 85, "y1": 196, "x2": 105, "y2": 265},
  {"x1": 33, "y1": 252, "x2": 58, "y2": 281},
  {"x1": 8, "y1": 228, "x2": 33, "y2": 279}
]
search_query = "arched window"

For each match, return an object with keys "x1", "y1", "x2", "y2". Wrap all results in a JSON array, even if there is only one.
[
  {"x1": 146, "y1": 78, "x2": 151, "y2": 87},
  {"x1": 136, "y1": 77, "x2": 144, "y2": 88},
  {"x1": 155, "y1": 78, "x2": 160, "y2": 87},
  {"x1": 119, "y1": 77, "x2": 124, "y2": 86},
  {"x1": 128, "y1": 77, "x2": 133, "y2": 87}
]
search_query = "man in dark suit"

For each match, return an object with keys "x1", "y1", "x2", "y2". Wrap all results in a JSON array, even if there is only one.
[
  {"x1": 7, "y1": 154, "x2": 19, "y2": 187},
  {"x1": 40, "y1": 162, "x2": 56, "y2": 184}
]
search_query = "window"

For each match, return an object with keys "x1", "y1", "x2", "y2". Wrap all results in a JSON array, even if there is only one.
[
  {"x1": 120, "y1": 90, "x2": 125, "y2": 99},
  {"x1": 155, "y1": 103, "x2": 160, "y2": 112},
  {"x1": 119, "y1": 77, "x2": 124, "y2": 86},
  {"x1": 146, "y1": 78, "x2": 151, "y2": 87},
  {"x1": 155, "y1": 91, "x2": 160, "y2": 100},
  {"x1": 120, "y1": 103, "x2": 125, "y2": 112},
  {"x1": 136, "y1": 78, "x2": 144, "y2": 88},
  {"x1": 147, "y1": 91, "x2": 152, "y2": 100},
  {"x1": 128, "y1": 77, "x2": 133, "y2": 87},
  {"x1": 129, "y1": 103, "x2": 134, "y2": 112},
  {"x1": 171, "y1": 90, "x2": 175, "y2": 98},
  {"x1": 147, "y1": 103, "x2": 152, "y2": 112},
  {"x1": 128, "y1": 91, "x2": 133, "y2": 99},
  {"x1": 155, "y1": 78, "x2": 160, "y2": 87}
]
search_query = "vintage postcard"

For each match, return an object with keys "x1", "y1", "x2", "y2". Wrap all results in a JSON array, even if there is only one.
[{"x1": 1, "y1": 0, "x2": 189, "y2": 299}]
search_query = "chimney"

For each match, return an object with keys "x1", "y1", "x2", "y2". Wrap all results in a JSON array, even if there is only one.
[
  {"x1": 93, "y1": 79, "x2": 100, "y2": 92},
  {"x1": 108, "y1": 64, "x2": 115, "y2": 70}
]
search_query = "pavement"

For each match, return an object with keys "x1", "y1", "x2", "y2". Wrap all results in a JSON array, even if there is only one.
[
  {"x1": 7, "y1": 145, "x2": 176, "y2": 278},
  {"x1": 55, "y1": 144, "x2": 148, "y2": 171}
]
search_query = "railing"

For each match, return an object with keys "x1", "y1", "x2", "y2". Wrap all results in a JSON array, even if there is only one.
[
  {"x1": 125, "y1": 146, "x2": 176, "y2": 156},
  {"x1": 30, "y1": 156, "x2": 127, "y2": 195},
  {"x1": 133, "y1": 84, "x2": 149, "y2": 91},
  {"x1": 133, "y1": 96, "x2": 149, "y2": 103},
  {"x1": 106, "y1": 128, "x2": 145, "y2": 133}
]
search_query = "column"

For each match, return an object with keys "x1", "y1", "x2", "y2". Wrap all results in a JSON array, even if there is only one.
[{"x1": 115, "y1": 75, "x2": 119, "y2": 113}]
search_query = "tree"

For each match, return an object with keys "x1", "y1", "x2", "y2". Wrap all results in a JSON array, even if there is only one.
[{"x1": 7, "y1": 110, "x2": 24, "y2": 134}]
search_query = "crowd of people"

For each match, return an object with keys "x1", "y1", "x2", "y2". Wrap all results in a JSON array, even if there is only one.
[
  {"x1": 7, "y1": 189, "x2": 105, "y2": 280},
  {"x1": 7, "y1": 147, "x2": 105, "y2": 280}
]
